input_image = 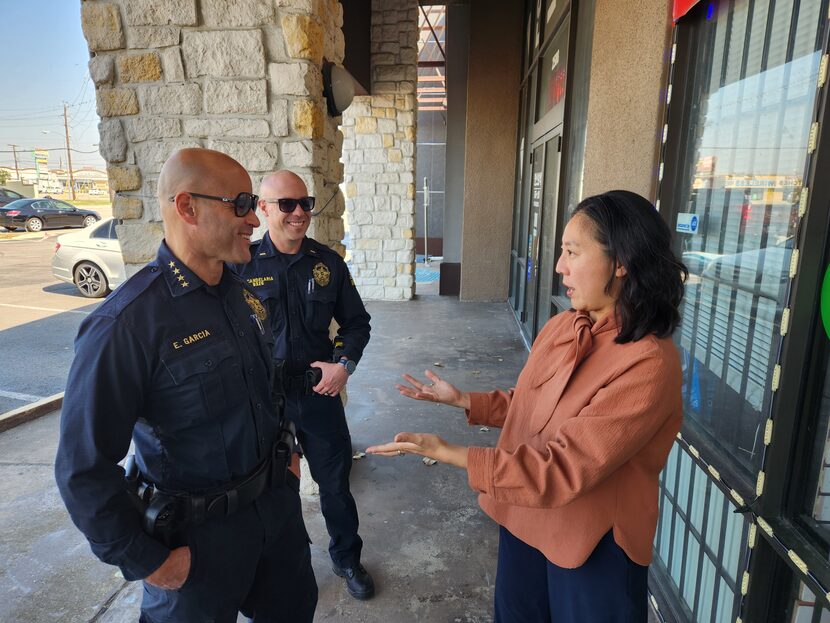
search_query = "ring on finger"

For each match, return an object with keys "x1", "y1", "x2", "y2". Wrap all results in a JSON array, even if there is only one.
[{"x1": 397, "y1": 449, "x2": 404, "y2": 456}]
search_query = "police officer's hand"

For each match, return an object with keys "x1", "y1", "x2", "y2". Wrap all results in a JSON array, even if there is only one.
[
  {"x1": 145, "y1": 546, "x2": 191, "y2": 590},
  {"x1": 396, "y1": 370, "x2": 471, "y2": 410},
  {"x1": 311, "y1": 361, "x2": 349, "y2": 397}
]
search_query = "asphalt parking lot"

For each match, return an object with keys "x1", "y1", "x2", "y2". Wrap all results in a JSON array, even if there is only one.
[{"x1": 0, "y1": 203, "x2": 111, "y2": 414}]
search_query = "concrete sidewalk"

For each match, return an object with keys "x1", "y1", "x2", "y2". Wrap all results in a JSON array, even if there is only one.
[{"x1": 1, "y1": 296, "x2": 530, "y2": 622}]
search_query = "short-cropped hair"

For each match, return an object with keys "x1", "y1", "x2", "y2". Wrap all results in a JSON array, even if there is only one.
[{"x1": 572, "y1": 190, "x2": 688, "y2": 344}]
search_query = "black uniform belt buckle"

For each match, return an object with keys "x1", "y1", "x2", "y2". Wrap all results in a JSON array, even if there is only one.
[{"x1": 189, "y1": 456, "x2": 272, "y2": 523}]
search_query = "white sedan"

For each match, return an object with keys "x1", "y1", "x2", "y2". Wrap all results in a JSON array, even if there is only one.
[{"x1": 51, "y1": 217, "x2": 126, "y2": 298}]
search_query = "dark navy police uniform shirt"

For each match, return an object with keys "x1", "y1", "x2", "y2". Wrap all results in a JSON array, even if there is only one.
[
  {"x1": 55, "y1": 241, "x2": 278, "y2": 581},
  {"x1": 238, "y1": 233, "x2": 370, "y2": 373}
]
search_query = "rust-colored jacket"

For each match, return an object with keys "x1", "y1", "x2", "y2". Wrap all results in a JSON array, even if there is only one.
[{"x1": 466, "y1": 310, "x2": 682, "y2": 568}]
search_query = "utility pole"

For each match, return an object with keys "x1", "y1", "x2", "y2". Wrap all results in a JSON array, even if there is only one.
[
  {"x1": 63, "y1": 103, "x2": 76, "y2": 200},
  {"x1": 7, "y1": 144, "x2": 20, "y2": 181}
]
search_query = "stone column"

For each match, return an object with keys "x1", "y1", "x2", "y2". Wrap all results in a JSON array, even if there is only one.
[
  {"x1": 79, "y1": 0, "x2": 348, "y2": 270},
  {"x1": 341, "y1": 0, "x2": 418, "y2": 301}
]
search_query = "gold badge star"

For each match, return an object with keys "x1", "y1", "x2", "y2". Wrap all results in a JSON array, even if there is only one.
[
  {"x1": 177, "y1": 274, "x2": 185, "y2": 281},
  {"x1": 172, "y1": 267, "x2": 181, "y2": 274},
  {"x1": 168, "y1": 261, "x2": 175, "y2": 268},
  {"x1": 181, "y1": 281, "x2": 189, "y2": 287}
]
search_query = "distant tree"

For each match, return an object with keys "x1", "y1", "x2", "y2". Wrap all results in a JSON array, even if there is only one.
[{"x1": 0, "y1": 170, "x2": 9, "y2": 185}]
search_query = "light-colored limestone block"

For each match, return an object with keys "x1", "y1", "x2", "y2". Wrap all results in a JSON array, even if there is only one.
[
  {"x1": 183, "y1": 30, "x2": 265, "y2": 78},
  {"x1": 268, "y1": 62, "x2": 322, "y2": 96},
  {"x1": 205, "y1": 80, "x2": 268, "y2": 115},
  {"x1": 184, "y1": 118, "x2": 272, "y2": 139},
  {"x1": 98, "y1": 119, "x2": 128, "y2": 163},
  {"x1": 134, "y1": 140, "x2": 202, "y2": 173},
  {"x1": 281, "y1": 141, "x2": 314, "y2": 168},
  {"x1": 207, "y1": 141, "x2": 280, "y2": 172},
  {"x1": 88, "y1": 55, "x2": 115, "y2": 86},
  {"x1": 107, "y1": 165, "x2": 142, "y2": 191},
  {"x1": 125, "y1": 118, "x2": 182, "y2": 142},
  {"x1": 113, "y1": 196, "x2": 143, "y2": 219},
  {"x1": 96, "y1": 88, "x2": 139, "y2": 117},
  {"x1": 127, "y1": 26, "x2": 180, "y2": 49},
  {"x1": 138, "y1": 83, "x2": 201, "y2": 115},
  {"x1": 116, "y1": 221, "x2": 165, "y2": 265},
  {"x1": 202, "y1": 0, "x2": 274, "y2": 26},
  {"x1": 161, "y1": 48, "x2": 185, "y2": 83},
  {"x1": 124, "y1": 0, "x2": 197, "y2": 26},
  {"x1": 81, "y1": 3, "x2": 124, "y2": 52}
]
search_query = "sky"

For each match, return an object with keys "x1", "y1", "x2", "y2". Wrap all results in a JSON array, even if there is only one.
[{"x1": 0, "y1": 2, "x2": 104, "y2": 172}]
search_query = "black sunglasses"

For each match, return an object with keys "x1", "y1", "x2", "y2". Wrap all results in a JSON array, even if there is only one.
[
  {"x1": 171, "y1": 192, "x2": 259, "y2": 217},
  {"x1": 263, "y1": 197, "x2": 316, "y2": 213}
]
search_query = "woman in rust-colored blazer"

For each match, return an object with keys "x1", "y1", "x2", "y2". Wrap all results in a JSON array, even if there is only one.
[{"x1": 368, "y1": 190, "x2": 688, "y2": 623}]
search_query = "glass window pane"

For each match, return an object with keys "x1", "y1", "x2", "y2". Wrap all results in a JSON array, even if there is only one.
[
  {"x1": 800, "y1": 348, "x2": 830, "y2": 545},
  {"x1": 535, "y1": 17, "x2": 569, "y2": 124},
  {"x1": 672, "y1": 0, "x2": 826, "y2": 481},
  {"x1": 683, "y1": 533, "x2": 701, "y2": 608}
]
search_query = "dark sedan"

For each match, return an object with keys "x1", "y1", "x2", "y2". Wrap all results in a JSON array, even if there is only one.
[
  {"x1": 0, "y1": 187, "x2": 26, "y2": 207},
  {"x1": 0, "y1": 198, "x2": 101, "y2": 232}
]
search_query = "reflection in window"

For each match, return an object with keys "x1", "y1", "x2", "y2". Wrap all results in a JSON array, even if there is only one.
[
  {"x1": 801, "y1": 345, "x2": 830, "y2": 548},
  {"x1": 673, "y1": 0, "x2": 826, "y2": 479}
]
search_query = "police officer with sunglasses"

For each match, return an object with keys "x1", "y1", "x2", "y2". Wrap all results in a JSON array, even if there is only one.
[
  {"x1": 238, "y1": 170, "x2": 374, "y2": 600},
  {"x1": 55, "y1": 149, "x2": 317, "y2": 622}
]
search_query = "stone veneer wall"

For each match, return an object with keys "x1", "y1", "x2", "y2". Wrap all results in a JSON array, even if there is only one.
[
  {"x1": 340, "y1": 0, "x2": 417, "y2": 301},
  {"x1": 80, "y1": 0, "x2": 349, "y2": 270}
]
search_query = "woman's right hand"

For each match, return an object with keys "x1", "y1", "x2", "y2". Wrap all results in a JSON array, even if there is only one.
[{"x1": 396, "y1": 370, "x2": 470, "y2": 410}]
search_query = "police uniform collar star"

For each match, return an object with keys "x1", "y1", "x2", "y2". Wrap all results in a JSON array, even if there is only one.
[{"x1": 157, "y1": 242, "x2": 203, "y2": 297}]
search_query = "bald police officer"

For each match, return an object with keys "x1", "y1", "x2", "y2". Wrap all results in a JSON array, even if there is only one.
[
  {"x1": 239, "y1": 171, "x2": 374, "y2": 600},
  {"x1": 55, "y1": 149, "x2": 317, "y2": 622}
]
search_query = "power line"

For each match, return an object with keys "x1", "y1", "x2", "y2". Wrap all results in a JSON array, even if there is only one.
[{"x1": 0, "y1": 147, "x2": 99, "y2": 154}]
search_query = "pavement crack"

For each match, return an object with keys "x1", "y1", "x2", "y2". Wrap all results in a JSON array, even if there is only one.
[
  {"x1": 89, "y1": 580, "x2": 131, "y2": 622},
  {"x1": 0, "y1": 461, "x2": 53, "y2": 466}
]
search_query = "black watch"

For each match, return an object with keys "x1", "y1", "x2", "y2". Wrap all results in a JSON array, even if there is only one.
[{"x1": 338, "y1": 357, "x2": 356, "y2": 375}]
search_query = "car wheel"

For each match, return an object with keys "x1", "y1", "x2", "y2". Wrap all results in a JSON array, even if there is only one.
[
  {"x1": 82, "y1": 215, "x2": 98, "y2": 228},
  {"x1": 73, "y1": 261, "x2": 110, "y2": 298},
  {"x1": 25, "y1": 217, "x2": 43, "y2": 232}
]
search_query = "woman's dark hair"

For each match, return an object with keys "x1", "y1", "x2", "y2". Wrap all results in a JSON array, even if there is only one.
[{"x1": 572, "y1": 190, "x2": 688, "y2": 343}]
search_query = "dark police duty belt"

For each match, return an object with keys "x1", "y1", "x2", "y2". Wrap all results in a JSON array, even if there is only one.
[{"x1": 125, "y1": 421, "x2": 296, "y2": 546}]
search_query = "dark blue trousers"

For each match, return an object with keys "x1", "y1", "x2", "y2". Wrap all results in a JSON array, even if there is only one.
[
  {"x1": 286, "y1": 391, "x2": 363, "y2": 568},
  {"x1": 139, "y1": 476, "x2": 317, "y2": 623},
  {"x1": 494, "y1": 526, "x2": 648, "y2": 623}
]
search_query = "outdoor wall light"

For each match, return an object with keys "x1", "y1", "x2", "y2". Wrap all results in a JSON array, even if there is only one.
[{"x1": 322, "y1": 61, "x2": 356, "y2": 117}]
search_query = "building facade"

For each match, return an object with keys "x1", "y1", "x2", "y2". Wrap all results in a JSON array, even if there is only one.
[
  {"x1": 509, "y1": 0, "x2": 830, "y2": 621},
  {"x1": 80, "y1": 0, "x2": 830, "y2": 620}
]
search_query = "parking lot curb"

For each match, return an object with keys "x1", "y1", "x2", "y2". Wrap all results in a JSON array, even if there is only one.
[{"x1": 0, "y1": 393, "x2": 63, "y2": 433}]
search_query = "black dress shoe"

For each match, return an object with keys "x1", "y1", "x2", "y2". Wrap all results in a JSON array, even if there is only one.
[{"x1": 332, "y1": 562, "x2": 375, "y2": 600}]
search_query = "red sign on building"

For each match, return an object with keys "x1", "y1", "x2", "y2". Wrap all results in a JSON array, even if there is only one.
[{"x1": 673, "y1": 0, "x2": 703, "y2": 22}]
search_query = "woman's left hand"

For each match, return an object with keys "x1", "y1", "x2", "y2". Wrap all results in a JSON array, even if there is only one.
[{"x1": 366, "y1": 432, "x2": 468, "y2": 469}]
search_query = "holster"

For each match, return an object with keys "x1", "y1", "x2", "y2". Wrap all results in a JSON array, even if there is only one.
[{"x1": 123, "y1": 421, "x2": 297, "y2": 548}]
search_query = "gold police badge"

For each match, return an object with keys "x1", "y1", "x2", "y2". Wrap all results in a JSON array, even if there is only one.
[
  {"x1": 243, "y1": 289, "x2": 267, "y2": 322},
  {"x1": 312, "y1": 262, "x2": 331, "y2": 287}
]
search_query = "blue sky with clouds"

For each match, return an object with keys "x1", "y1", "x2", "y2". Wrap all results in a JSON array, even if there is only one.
[{"x1": 0, "y1": 1, "x2": 103, "y2": 171}]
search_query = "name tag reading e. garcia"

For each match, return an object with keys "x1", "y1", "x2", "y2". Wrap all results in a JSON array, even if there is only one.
[{"x1": 172, "y1": 328, "x2": 213, "y2": 350}]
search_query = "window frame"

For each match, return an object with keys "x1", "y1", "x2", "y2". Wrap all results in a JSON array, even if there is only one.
[{"x1": 655, "y1": 0, "x2": 830, "y2": 619}]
